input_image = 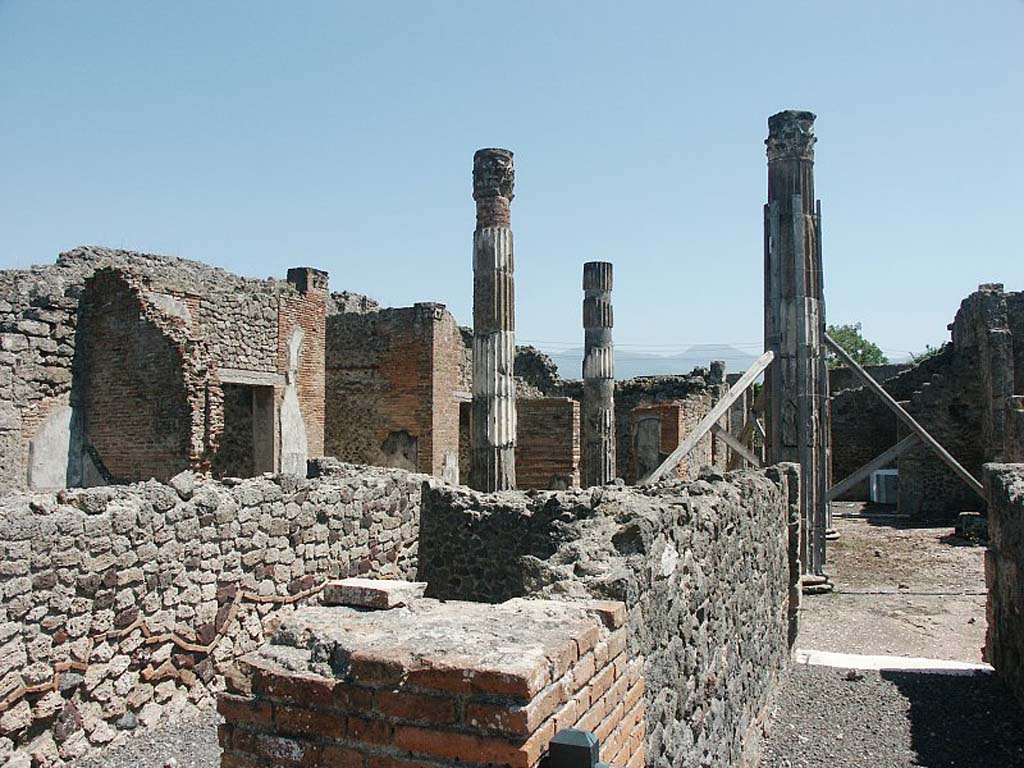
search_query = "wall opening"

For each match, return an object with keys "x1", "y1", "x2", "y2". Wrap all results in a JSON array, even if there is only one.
[{"x1": 213, "y1": 383, "x2": 276, "y2": 478}]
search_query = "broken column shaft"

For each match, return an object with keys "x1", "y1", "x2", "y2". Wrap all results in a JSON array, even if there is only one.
[
  {"x1": 582, "y1": 261, "x2": 616, "y2": 486},
  {"x1": 763, "y1": 110, "x2": 831, "y2": 579},
  {"x1": 470, "y1": 148, "x2": 517, "y2": 491}
]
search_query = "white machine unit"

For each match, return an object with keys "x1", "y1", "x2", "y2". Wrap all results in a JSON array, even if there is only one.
[{"x1": 870, "y1": 469, "x2": 899, "y2": 505}]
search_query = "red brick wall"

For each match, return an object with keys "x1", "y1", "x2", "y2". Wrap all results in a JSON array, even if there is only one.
[
  {"x1": 218, "y1": 597, "x2": 644, "y2": 768},
  {"x1": 77, "y1": 269, "x2": 198, "y2": 482},
  {"x1": 279, "y1": 286, "x2": 327, "y2": 458},
  {"x1": 431, "y1": 309, "x2": 467, "y2": 481},
  {"x1": 517, "y1": 399, "x2": 581, "y2": 490},
  {"x1": 631, "y1": 396, "x2": 717, "y2": 481},
  {"x1": 325, "y1": 304, "x2": 461, "y2": 477}
]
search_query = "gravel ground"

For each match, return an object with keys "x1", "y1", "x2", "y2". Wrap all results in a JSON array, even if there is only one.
[
  {"x1": 800, "y1": 503, "x2": 987, "y2": 662},
  {"x1": 74, "y1": 705, "x2": 221, "y2": 768},
  {"x1": 762, "y1": 666, "x2": 1024, "y2": 768}
]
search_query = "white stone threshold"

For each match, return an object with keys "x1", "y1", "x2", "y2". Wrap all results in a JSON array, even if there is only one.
[{"x1": 795, "y1": 648, "x2": 994, "y2": 675}]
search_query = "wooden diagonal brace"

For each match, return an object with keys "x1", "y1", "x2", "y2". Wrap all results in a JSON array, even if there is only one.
[
  {"x1": 712, "y1": 423, "x2": 762, "y2": 468},
  {"x1": 642, "y1": 350, "x2": 775, "y2": 484},
  {"x1": 827, "y1": 434, "x2": 919, "y2": 502},
  {"x1": 823, "y1": 333, "x2": 984, "y2": 498}
]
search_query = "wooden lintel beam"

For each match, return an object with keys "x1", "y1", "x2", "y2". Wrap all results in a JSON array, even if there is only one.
[
  {"x1": 712, "y1": 423, "x2": 762, "y2": 468},
  {"x1": 826, "y1": 434, "x2": 919, "y2": 502},
  {"x1": 641, "y1": 350, "x2": 775, "y2": 485},
  {"x1": 823, "y1": 333, "x2": 984, "y2": 498}
]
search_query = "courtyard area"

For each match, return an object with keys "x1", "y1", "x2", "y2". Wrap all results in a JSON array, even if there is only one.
[{"x1": 763, "y1": 502, "x2": 1024, "y2": 767}]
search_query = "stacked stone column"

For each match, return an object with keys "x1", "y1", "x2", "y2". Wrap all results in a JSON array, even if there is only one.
[
  {"x1": 470, "y1": 149, "x2": 517, "y2": 491},
  {"x1": 763, "y1": 110, "x2": 831, "y2": 580},
  {"x1": 582, "y1": 261, "x2": 616, "y2": 486}
]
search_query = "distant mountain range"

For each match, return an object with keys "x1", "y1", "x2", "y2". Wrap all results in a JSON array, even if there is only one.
[{"x1": 545, "y1": 344, "x2": 760, "y2": 380}]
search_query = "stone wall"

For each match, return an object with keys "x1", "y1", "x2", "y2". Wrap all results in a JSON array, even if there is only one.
[
  {"x1": 517, "y1": 398, "x2": 581, "y2": 491},
  {"x1": 828, "y1": 363, "x2": 910, "y2": 394},
  {"x1": 324, "y1": 303, "x2": 465, "y2": 481},
  {"x1": 983, "y1": 463, "x2": 1024, "y2": 707},
  {"x1": 0, "y1": 247, "x2": 328, "y2": 492},
  {"x1": 830, "y1": 282, "x2": 1024, "y2": 514},
  {"x1": 0, "y1": 461, "x2": 425, "y2": 765},
  {"x1": 417, "y1": 465, "x2": 799, "y2": 767}
]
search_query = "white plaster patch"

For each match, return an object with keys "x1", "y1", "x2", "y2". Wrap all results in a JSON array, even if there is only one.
[
  {"x1": 794, "y1": 648, "x2": 993, "y2": 675},
  {"x1": 659, "y1": 542, "x2": 679, "y2": 578},
  {"x1": 28, "y1": 405, "x2": 72, "y2": 489}
]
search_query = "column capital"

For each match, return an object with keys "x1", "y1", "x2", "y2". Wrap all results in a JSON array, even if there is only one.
[
  {"x1": 473, "y1": 148, "x2": 515, "y2": 201},
  {"x1": 766, "y1": 110, "x2": 817, "y2": 162}
]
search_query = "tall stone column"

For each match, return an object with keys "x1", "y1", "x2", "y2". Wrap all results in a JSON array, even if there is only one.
[
  {"x1": 763, "y1": 110, "x2": 831, "y2": 581},
  {"x1": 582, "y1": 261, "x2": 616, "y2": 486},
  {"x1": 470, "y1": 149, "x2": 516, "y2": 491}
]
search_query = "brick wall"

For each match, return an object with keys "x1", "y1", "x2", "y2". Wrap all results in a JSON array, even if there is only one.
[
  {"x1": 279, "y1": 270, "x2": 328, "y2": 460},
  {"x1": 597, "y1": 373, "x2": 727, "y2": 484},
  {"x1": 75, "y1": 269, "x2": 201, "y2": 483},
  {"x1": 0, "y1": 247, "x2": 329, "y2": 490},
  {"x1": 418, "y1": 465, "x2": 798, "y2": 766},
  {"x1": 517, "y1": 399, "x2": 580, "y2": 490},
  {"x1": 628, "y1": 396, "x2": 721, "y2": 483},
  {"x1": 218, "y1": 591, "x2": 644, "y2": 768},
  {"x1": 325, "y1": 304, "x2": 462, "y2": 478},
  {"x1": 983, "y1": 463, "x2": 1024, "y2": 706},
  {"x1": 830, "y1": 387, "x2": 898, "y2": 501},
  {"x1": 0, "y1": 462, "x2": 424, "y2": 765}
]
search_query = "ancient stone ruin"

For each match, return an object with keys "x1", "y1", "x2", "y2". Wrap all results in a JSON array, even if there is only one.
[{"x1": 1, "y1": 111, "x2": 1023, "y2": 768}]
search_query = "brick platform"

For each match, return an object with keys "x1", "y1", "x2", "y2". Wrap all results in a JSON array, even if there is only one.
[{"x1": 218, "y1": 589, "x2": 644, "y2": 768}]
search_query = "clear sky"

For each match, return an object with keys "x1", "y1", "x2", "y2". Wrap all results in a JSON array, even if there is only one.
[{"x1": 1, "y1": 1, "x2": 1021, "y2": 366}]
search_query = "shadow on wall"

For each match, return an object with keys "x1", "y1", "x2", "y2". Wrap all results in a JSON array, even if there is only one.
[{"x1": 881, "y1": 670, "x2": 1024, "y2": 767}]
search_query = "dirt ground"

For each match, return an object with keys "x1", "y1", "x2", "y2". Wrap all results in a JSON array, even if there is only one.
[{"x1": 798, "y1": 502, "x2": 988, "y2": 663}]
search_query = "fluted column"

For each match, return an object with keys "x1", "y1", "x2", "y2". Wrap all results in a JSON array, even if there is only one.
[
  {"x1": 582, "y1": 261, "x2": 615, "y2": 486},
  {"x1": 470, "y1": 148, "x2": 516, "y2": 491},
  {"x1": 764, "y1": 110, "x2": 831, "y2": 580}
]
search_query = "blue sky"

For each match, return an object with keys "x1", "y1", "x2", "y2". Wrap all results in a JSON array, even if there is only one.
[{"x1": 1, "y1": 1, "x2": 1021, "y2": 367}]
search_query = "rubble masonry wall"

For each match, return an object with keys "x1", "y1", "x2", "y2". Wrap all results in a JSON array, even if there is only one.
[
  {"x1": 0, "y1": 462, "x2": 423, "y2": 764},
  {"x1": 417, "y1": 465, "x2": 799, "y2": 767},
  {"x1": 984, "y1": 463, "x2": 1024, "y2": 707}
]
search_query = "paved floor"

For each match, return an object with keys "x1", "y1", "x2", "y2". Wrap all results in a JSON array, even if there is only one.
[{"x1": 798, "y1": 503, "x2": 987, "y2": 663}]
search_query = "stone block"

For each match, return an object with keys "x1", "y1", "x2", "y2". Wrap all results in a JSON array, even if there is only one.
[{"x1": 322, "y1": 578, "x2": 427, "y2": 609}]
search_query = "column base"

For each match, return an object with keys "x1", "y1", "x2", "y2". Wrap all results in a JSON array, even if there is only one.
[{"x1": 800, "y1": 573, "x2": 834, "y2": 595}]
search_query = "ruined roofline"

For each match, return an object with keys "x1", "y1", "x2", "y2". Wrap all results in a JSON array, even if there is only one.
[{"x1": 0, "y1": 245, "x2": 329, "y2": 297}]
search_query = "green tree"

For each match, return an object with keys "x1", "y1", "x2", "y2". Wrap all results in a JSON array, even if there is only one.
[{"x1": 826, "y1": 322, "x2": 888, "y2": 368}]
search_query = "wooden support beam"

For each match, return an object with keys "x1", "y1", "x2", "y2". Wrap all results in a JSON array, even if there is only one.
[
  {"x1": 826, "y1": 434, "x2": 919, "y2": 502},
  {"x1": 712, "y1": 423, "x2": 762, "y2": 468},
  {"x1": 642, "y1": 350, "x2": 775, "y2": 485},
  {"x1": 823, "y1": 333, "x2": 984, "y2": 498}
]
